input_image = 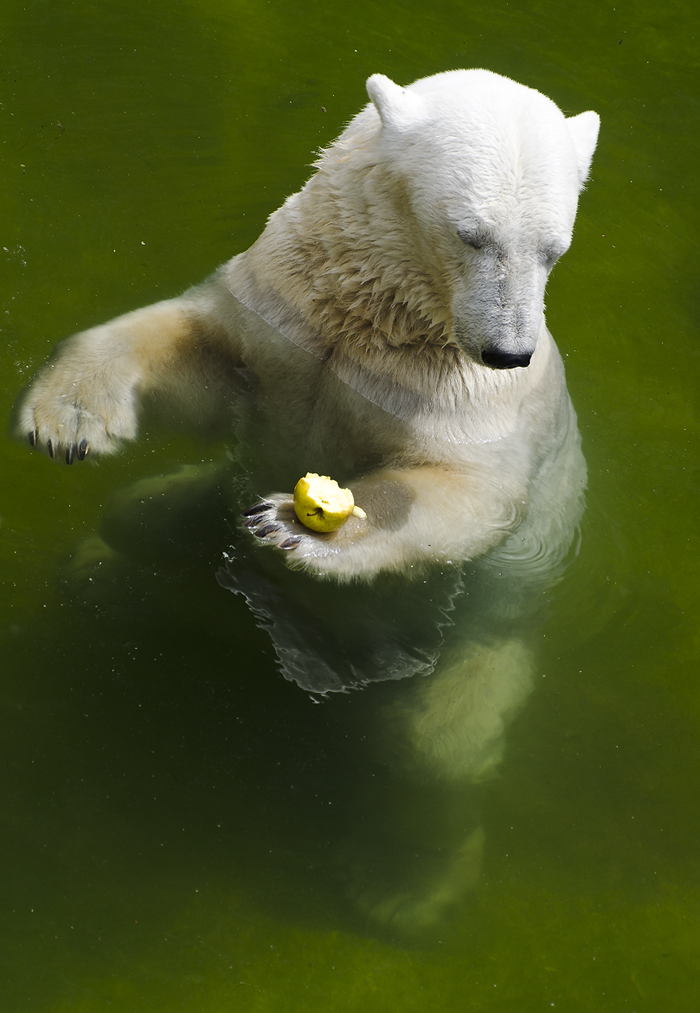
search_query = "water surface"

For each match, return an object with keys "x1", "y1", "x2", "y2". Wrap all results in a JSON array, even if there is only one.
[{"x1": 1, "y1": 0, "x2": 699, "y2": 1009}]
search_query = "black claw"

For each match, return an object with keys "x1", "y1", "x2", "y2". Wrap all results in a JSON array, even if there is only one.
[
  {"x1": 47, "y1": 439, "x2": 56, "y2": 459},
  {"x1": 242, "y1": 501, "x2": 274, "y2": 517},
  {"x1": 77, "y1": 439, "x2": 88, "y2": 461},
  {"x1": 29, "y1": 430, "x2": 38, "y2": 448},
  {"x1": 66, "y1": 445, "x2": 75, "y2": 464},
  {"x1": 243, "y1": 515, "x2": 263, "y2": 529},
  {"x1": 279, "y1": 537, "x2": 301, "y2": 550},
  {"x1": 255, "y1": 523, "x2": 280, "y2": 539}
]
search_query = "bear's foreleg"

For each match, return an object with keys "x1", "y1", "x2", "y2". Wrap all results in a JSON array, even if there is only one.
[
  {"x1": 244, "y1": 466, "x2": 527, "y2": 578},
  {"x1": 15, "y1": 273, "x2": 242, "y2": 462}
]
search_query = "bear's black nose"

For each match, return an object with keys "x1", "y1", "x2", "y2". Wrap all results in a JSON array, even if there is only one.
[{"x1": 481, "y1": 349, "x2": 532, "y2": 369}]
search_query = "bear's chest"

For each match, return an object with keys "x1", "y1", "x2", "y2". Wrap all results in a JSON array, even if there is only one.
[
  {"x1": 233, "y1": 289, "x2": 553, "y2": 493},
  {"x1": 234, "y1": 349, "x2": 419, "y2": 489}
]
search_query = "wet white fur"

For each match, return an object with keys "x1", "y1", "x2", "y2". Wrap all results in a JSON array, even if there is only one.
[
  {"x1": 16, "y1": 71, "x2": 599, "y2": 927},
  {"x1": 17, "y1": 68, "x2": 598, "y2": 584}
]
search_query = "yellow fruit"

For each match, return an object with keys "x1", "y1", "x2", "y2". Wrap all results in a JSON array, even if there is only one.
[{"x1": 293, "y1": 473, "x2": 359, "y2": 532}]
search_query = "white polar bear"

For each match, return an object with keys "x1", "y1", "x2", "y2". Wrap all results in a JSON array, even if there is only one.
[{"x1": 15, "y1": 70, "x2": 599, "y2": 932}]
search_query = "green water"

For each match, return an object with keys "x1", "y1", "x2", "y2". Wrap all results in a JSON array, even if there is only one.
[{"x1": 1, "y1": 0, "x2": 699, "y2": 1009}]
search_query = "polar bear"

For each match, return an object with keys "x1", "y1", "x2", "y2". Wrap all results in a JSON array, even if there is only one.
[{"x1": 15, "y1": 70, "x2": 599, "y2": 933}]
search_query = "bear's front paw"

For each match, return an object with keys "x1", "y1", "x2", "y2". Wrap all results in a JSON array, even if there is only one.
[
  {"x1": 18, "y1": 371, "x2": 138, "y2": 463},
  {"x1": 242, "y1": 493, "x2": 357, "y2": 572},
  {"x1": 242, "y1": 495, "x2": 317, "y2": 553}
]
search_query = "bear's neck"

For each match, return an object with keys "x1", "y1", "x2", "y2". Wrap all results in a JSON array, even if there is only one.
[{"x1": 238, "y1": 171, "x2": 454, "y2": 353}]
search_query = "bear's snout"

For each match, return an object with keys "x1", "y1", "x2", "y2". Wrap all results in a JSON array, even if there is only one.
[{"x1": 481, "y1": 349, "x2": 533, "y2": 369}]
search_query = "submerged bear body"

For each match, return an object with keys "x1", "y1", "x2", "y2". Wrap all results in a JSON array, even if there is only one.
[{"x1": 15, "y1": 69, "x2": 599, "y2": 933}]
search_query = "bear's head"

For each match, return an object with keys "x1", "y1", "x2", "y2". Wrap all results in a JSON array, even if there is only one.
[{"x1": 327, "y1": 70, "x2": 599, "y2": 370}]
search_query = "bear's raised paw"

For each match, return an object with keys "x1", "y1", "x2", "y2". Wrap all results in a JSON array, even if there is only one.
[{"x1": 241, "y1": 493, "x2": 368, "y2": 574}]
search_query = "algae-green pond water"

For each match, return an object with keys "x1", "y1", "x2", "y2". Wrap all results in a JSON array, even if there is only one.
[{"x1": 1, "y1": 0, "x2": 699, "y2": 1010}]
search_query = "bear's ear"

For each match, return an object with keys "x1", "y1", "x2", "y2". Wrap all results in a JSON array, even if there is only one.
[
  {"x1": 567, "y1": 110, "x2": 600, "y2": 185},
  {"x1": 366, "y1": 73, "x2": 426, "y2": 129}
]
